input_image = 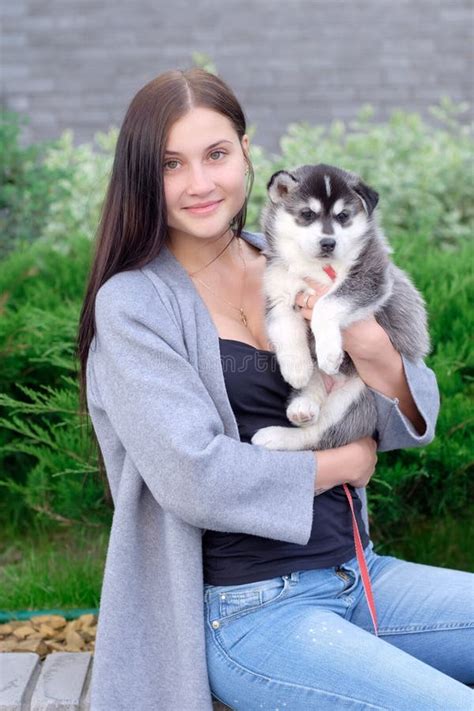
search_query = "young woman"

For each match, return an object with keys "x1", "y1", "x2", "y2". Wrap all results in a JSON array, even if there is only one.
[{"x1": 77, "y1": 68, "x2": 473, "y2": 711}]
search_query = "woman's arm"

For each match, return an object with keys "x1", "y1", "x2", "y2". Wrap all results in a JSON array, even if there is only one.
[
  {"x1": 341, "y1": 316, "x2": 440, "y2": 451},
  {"x1": 341, "y1": 316, "x2": 424, "y2": 431},
  {"x1": 88, "y1": 270, "x2": 318, "y2": 546}
]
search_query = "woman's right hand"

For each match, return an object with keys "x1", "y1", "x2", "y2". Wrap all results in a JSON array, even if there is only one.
[{"x1": 313, "y1": 436, "x2": 378, "y2": 494}]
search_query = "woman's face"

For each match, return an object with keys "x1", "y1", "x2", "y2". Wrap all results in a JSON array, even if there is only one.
[{"x1": 163, "y1": 107, "x2": 249, "y2": 244}]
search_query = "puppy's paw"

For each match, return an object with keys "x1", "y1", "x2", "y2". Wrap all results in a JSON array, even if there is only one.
[
  {"x1": 278, "y1": 354, "x2": 314, "y2": 389},
  {"x1": 316, "y1": 345, "x2": 344, "y2": 375},
  {"x1": 251, "y1": 426, "x2": 289, "y2": 450},
  {"x1": 286, "y1": 396, "x2": 320, "y2": 426}
]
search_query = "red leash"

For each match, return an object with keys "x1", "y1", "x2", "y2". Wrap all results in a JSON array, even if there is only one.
[
  {"x1": 343, "y1": 484, "x2": 379, "y2": 636},
  {"x1": 320, "y1": 263, "x2": 378, "y2": 636}
]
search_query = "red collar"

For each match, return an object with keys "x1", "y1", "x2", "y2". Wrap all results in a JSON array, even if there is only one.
[{"x1": 323, "y1": 264, "x2": 337, "y2": 281}]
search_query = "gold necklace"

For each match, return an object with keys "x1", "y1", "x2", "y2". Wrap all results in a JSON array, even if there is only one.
[
  {"x1": 188, "y1": 229, "x2": 235, "y2": 277},
  {"x1": 188, "y1": 236, "x2": 249, "y2": 328}
]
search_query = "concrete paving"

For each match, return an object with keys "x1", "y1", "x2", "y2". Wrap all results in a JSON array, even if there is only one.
[
  {"x1": 0, "y1": 652, "x2": 232, "y2": 710},
  {"x1": 0, "y1": 653, "x2": 92, "y2": 710}
]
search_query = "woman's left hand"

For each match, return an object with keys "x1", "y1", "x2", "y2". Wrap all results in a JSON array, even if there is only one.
[
  {"x1": 294, "y1": 277, "x2": 332, "y2": 316},
  {"x1": 294, "y1": 277, "x2": 393, "y2": 362}
]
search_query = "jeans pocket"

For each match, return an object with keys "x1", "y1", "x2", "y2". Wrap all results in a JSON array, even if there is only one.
[
  {"x1": 335, "y1": 567, "x2": 358, "y2": 596},
  {"x1": 218, "y1": 576, "x2": 290, "y2": 623},
  {"x1": 219, "y1": 589, "x2": 262, "y2": 620}
]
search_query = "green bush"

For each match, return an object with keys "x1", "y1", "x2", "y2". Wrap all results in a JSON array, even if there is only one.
[
  {"x1": 0, "y1": 235, "x2": 109, "y2": 530},
  {"x1": 0, "y1": 102, "x2": 472, "y2": 568},
  {"x1": 263, "y1": 98, "x2": 474, "y2": 249},
  {"x1": 0, "y1": 111, "x2": 67, "y2": 259}
]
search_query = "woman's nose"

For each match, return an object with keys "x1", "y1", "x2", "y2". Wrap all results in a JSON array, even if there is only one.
[{"x1": 186, "y1": 164, "x2": 215, "y2": 194}]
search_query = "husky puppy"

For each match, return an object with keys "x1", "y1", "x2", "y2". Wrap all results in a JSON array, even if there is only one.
[{"x1": 251, "y1": 163, "x2": 430, "y2": 452}]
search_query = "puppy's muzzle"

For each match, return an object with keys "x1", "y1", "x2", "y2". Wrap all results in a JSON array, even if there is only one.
[{"x1": 319, "y1": 238, "x2": 336, "y2": 254}]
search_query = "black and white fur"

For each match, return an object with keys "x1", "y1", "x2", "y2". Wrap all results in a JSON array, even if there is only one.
[{"x1": 251, "y1": 163, "x2": 430, "y2": 452}]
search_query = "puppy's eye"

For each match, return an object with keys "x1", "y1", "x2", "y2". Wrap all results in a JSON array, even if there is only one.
[
  {"x1": 336, "y1": 210, "x2": 350, "y2": 223},
  {"x1": 300, "y1": 208, "x2": 316, "y2": 220}
]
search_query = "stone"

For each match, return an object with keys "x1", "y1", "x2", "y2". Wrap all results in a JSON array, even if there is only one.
[
  {"x1": 11, "y1": 624, "x2": 36, "y2": 640},
  {"x1": 10, "y1": 639, "x2": 49, "y2": 656},
  {"x1": 0, "y1": 653, "x2": 40, "y2": 710},
  {"x1": 30, "y1": 652, "x2": 92, "y2": 710},
  {"x1": 64, "y1": 629, "x2": 85, "y2": 652},
  {"x1": 28, "y1": 615, "x2": 65, "y2": 628},
  {"x1": 37, "y1": 624, "x2": 56, "y2": 638}
]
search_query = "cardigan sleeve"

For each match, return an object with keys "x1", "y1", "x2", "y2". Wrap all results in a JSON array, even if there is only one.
[
  {"x1": 89, "y1": 271, "x2": 317, "y2": 545},
  {"x1": 368, "y1": 354, "x2": 440, "y2": 452}
]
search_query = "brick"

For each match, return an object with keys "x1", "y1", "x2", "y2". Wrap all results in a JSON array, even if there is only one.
[
  {"x1": 1, "y1": 0, "x2": 472, "y2": 150},
  {"x1": 1, "y1": 34, "x2": 27, "y2": 47},
  {"x1": 0, "y1": 4, "x2": 27, "y2": 18}
]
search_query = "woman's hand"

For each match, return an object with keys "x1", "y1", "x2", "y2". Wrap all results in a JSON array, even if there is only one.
[
  {"x1": 312, "y1": 435, "x2": 378, "y2": 495},
  {"x1": 345, "y1": 436, "x2": 378, "y2": 488},
  {"x1": 294, "y1": 277, "x2": 391, "y2": 361},
  {"x1": 294, "y1": 277, "x2": 331, "y2": 317}
]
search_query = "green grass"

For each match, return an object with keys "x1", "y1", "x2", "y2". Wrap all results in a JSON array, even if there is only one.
[
  {"x1": 372, "y1": 513, "x2": 474, "y2": 572},
  {"x1": 0, "y1": 522, "x2": 109, "y2": 610}
]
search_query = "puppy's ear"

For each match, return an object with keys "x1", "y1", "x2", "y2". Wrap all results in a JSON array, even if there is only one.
[
  {"x1": 352, "y1": 180, "x2": 379, "y2": 216},
  {"x1": 267, "y1": 170, "x2": 299, "y2": 204}
]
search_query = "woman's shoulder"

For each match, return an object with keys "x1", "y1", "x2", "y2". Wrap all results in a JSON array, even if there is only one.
[
  {"x1": 241, "y1": 228, "x2": 266, "y2": 247},
  {"x1": 95, "y1": 265, "x2": 178, "y2": 336},
  {"x1": 241, "y1": 228, "x2": 271, "y2": 259},
  {"x1": 96, "y1": 268, "x2": 157, "y2": 312}
]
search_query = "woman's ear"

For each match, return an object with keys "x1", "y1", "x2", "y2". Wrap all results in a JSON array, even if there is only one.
[{"x1": 241, "y1": 134, "x2": 250, "y2": 162}]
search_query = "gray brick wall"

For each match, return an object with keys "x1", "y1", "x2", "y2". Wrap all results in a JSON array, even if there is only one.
[{"x1": 1, "y1": 0, "x2": 473, "y2": 152}]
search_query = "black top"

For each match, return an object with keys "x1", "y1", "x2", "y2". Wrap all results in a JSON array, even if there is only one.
[{"x1": 202, "y1": 338, "x2": 370, "y2": 585}]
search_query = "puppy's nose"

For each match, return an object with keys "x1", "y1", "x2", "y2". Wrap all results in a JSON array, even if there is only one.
[{"x1": 320, "y1": 238, "x2": 336, "y2": 253}]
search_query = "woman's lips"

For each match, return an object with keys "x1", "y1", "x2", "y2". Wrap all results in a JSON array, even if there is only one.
[{"x1": 184, "y1": 199, "x2": 223, "y2": 215}]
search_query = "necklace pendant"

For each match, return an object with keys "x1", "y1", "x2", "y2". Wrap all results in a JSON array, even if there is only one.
[{"x1": 240, "y1": 308, "x2": 248, "y2": 327}]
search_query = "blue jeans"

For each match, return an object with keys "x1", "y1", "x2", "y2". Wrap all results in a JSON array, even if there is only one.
[{"x1": 203, "y1": 541, "x2": 474, "y2": 710}]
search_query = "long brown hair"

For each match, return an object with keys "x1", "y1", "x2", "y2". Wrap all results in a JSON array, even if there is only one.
[{"x1": 76, "y1": 67, "x2": 255, "y2": 507}]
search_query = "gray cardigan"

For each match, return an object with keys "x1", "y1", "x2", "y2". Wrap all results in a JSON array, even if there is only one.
[{"x1": 86, "y1": 229, "x2": 440, "y2": 711}]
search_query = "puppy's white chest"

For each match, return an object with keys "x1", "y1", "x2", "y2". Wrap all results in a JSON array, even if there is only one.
[{"x1": 289, "y1": 260, "x2": 349, "y2": 291}]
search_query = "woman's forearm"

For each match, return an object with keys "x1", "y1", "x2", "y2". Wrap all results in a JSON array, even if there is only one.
[
  {"x1": 352, "y1": 347, "x2": 426, "y2": 435},
  {"x1": 312, "y1": 445, "x2": 354, "y2": 495},
  {"x1": 312, "y1": 436, "x2": 377, "y2": 494}
]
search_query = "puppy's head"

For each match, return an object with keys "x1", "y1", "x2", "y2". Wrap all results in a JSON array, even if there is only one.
[{"x1": 262, "y1": 163, "x2": 379, "y2": 263}]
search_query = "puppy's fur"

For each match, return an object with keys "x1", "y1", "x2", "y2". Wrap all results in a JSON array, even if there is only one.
[{"x1": 251, "y1": 163, "x2": 430, "y2": 452}]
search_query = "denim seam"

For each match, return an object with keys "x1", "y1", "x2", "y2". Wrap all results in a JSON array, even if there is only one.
[
  {"x1": 209, "y1": 630, "x2": 390, "y2": 710},
  {"x1": 365, "y1": 621, "x2": 474, "y2": 635}
]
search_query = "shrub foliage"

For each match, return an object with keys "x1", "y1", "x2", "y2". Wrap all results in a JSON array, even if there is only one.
[{"x1": 0, "y1": 102, "x2": 472, "y2": 564}]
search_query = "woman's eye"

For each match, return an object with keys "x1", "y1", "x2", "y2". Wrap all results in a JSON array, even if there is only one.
[
  {"x1": 300, "y1": 208, "x2": 316, "y2": 220},
  {"x1": 209, "y1": 150, "x2": 226, "y2": 160},
  {"x1": 164, "y1": 150, "x2": 226, "y2": 171}
]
